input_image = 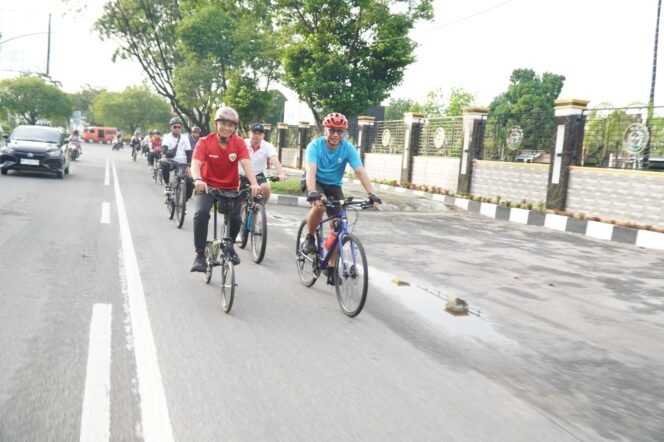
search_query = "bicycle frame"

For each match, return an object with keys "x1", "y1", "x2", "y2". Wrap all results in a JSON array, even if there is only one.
[{"x1": 316, "y1": 208, "x2": 352, "y2": 272}]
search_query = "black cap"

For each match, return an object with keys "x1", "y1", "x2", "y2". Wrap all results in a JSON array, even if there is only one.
[{"x1": 251, "y1": 123, "x2": 265, "y2": 133}]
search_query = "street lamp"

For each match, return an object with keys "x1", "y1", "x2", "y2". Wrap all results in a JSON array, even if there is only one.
[{"x1": 644, "y1": 0, "x2": 662, "y2": 168}]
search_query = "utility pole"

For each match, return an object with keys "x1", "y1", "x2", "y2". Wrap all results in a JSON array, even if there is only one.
[
  {"x1": 46, "y1": 13, "x2": 52, "y2": 76},
  {"x1": 644, "y1": 0, "x2": 662, "y2": 168}
]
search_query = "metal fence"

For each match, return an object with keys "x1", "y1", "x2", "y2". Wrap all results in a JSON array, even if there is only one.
[
  {"x1": 481, "y1": 111, "x2": 557, "y2": 163},
  {"x1": 418, "y1": 117, "x2": 464, "y2": 157},
  {"x1": 370, "y1": 120, "x2": 405, "y2": 154},
  {"x1": 581, "y1": 106, "x2": 664, "y2": 170}
]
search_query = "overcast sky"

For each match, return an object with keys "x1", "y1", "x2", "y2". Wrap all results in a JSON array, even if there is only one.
[{"x1": 1, "y1": 0, "x2": 662, "y2": 109}]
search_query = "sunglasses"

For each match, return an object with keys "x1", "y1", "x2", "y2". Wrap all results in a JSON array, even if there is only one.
[
  {"x1": 328, "y1": 128, "x2": 345, "y2": 135},
  {"x1": 172, "y1": 125, "x2": 182, "y2": 129}
]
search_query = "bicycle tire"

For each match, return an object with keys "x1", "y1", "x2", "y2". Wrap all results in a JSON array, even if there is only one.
[
  {"x1": 238, "y1": 204, "x2": 249, "y2": 249},
  {"x1": 204, "y1": 243, "x2": 213, "y2": 284},
  {"x1": 335, "y1": 234, "x2": 369, "y2": 317},
  {"x1": 250, "y1": 204, "x2": 267, "y2": 264},
  {"x1": 175, "y1": 181, "x2": 186, "y2": 228},
  {"x1": 221, "y1": 260, "x2": 235, "y2": 313},
  {"x1": 295, "y1": 220, "x2": 319, "y2": 287},
  {"x1": 132, "y1": 149, "x2": 137, "y2": 162}
]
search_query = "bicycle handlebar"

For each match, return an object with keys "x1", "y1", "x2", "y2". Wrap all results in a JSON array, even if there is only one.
[
  {"x1": 207, "y1": 186, "x2": 250, "y2": 200},
  {"x1": 321, "y1": 197, "x2": 373, "y2": 210}
]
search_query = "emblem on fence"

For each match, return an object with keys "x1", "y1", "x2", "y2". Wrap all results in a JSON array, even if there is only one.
[
  {"x1": 622, "y1": 123, "x2": 650, "y2": 155},
  {"x1": 433, "y1": 127, "x2": 446, "y2": 149},
  {"x1": 381, "y1": 129, "x2": 391, "y2": 148},
  {"x1": 506, "y1": 126, "x2": 524, "y2": 150}
]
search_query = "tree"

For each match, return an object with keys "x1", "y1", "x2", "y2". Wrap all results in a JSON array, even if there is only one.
[
  {"x1": 0, "y1": 76, "x2": 73, "y2": 125},
  {"x1": 265, "y1": 90, "x2": 287, "y2": 126},
  {"x1": 91, "y1": 86, "x2": 171, "y2": 134},
  {"x1": 95, "y1": 0, "x2": 281, "y2": 132},
  {"x1": 69, "y1": 85, "x2": 105, "y2": 125},
  {"x1": 277, "y1": 0, "x2": 434, "y2": 124},
  {"x1": 422, "y1": 88, "x2": 445, "y2": 117},
  {"x1": 487, "y1": 68, "x2": 565, "y2": 159},
  {"x1": 445, "y1": 87, "x2": 475, "y2": 117},
  {"x1": 384, "y1": 98, "x2": 418, "y2": 120}
]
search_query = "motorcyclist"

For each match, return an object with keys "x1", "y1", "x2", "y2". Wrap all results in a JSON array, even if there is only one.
[{"x1": 69, "y1": 130, "x2": 82, "y2": 156}]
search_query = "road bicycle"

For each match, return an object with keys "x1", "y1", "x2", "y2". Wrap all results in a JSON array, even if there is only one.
[
  {"x1": 164, "y1": 163, "x2": 189, "y2": 228},
  {"x1": 152, "y1": 159, "x2": 163, "y2": 185},
  {"x1": 204, "y1": 187, "x2": 249, "y2": 313},
  {"x1": 237, "y1": 175, "x2": 280, "y2": 264},
  {"x1": 295, "y1": 197, "x2": 373, "y2": 317}
]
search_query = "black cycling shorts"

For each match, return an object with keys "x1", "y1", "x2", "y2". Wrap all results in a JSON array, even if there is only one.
[{"x1": 316, "y1": 183, "x2": 344, "y2": 217}]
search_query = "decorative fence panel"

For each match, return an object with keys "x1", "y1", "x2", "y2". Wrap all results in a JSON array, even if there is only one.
[
  {"x1": 581, "y1": 106, "x2": 664, "y2": 170},
  {"x1": 481, "y1": 111, "x2": 557, "y2": 163},
  {"x1": 417, "y1": 117, "x2": 464, "y2": 157},
  {"x1": 370, "y1": 120, "x2": 405, "y2": 154}
]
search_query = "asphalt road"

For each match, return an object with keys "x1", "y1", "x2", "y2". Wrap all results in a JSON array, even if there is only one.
[{"x1": 1, "y1": 143, "x2": 663, "y2": 441}]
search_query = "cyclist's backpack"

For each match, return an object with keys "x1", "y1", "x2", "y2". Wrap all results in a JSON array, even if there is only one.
[
  {"x1": 299, "y1": 169, "x2": 307, "y2": 193},
  {"x1": 164, "y1": 135, "x2": 180, "y2": 159}
]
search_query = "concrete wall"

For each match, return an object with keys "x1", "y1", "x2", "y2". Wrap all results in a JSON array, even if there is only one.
[
  {"x1": 280, "y1": 148, "x2": 298, "y2": 169},
  {"x1": 567, "y1": 167, "x2": 664, "y2": 226},
  {"x1": 471, "y1": 160, "x2": 549, "y2": 204},
  {"x1": 364, "y1": 153, "x2": 402, "y2": 182},
  {"x1": 412, "y1": 156, "x2": 460, "y2": 192}
]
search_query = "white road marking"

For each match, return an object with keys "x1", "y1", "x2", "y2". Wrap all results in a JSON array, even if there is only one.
[
  {"x1": 104, "y1": 158, "x2": 110, "y2": 186},
  {"x1": 111, "y1": 161, "x2": 175, "y2": 442},
  {"x1": 80, "y1": 303, "x2": 112, "y2": 442},
  {"x1": 100, "y1": 202, "x2": 111, "y2": 224}
]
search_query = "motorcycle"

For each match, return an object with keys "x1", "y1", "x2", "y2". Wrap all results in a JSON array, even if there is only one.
[
  {"x1": 68, "y1": 139, "x2": 82, "y2": 161},
  {"x1": 112, "y1": 136, "x2": 124, "y2": 151}
]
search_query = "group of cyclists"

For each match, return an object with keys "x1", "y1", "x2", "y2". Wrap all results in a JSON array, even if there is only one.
[{"x1": 129, "y1": 107, "x2": 382, "y2": 285}]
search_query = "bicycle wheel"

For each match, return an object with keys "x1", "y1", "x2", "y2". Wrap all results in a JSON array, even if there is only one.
[
  {"x1": 238, "y1": 204, "x2": 249, "y2": 249},
  {"x1": 175, "y1": 181, "x2": 186, "y2": 228},
  {"x1": 295, "y1": 220, "x2": 319, "y2": 287},
  {"x1": 220, "y1": 260, "x2": 235, "y2": 313},
  {"x1": 152, "y1": 166, "x2": 158, "y2": 183},
  {"x1": 204, "y1": 242, "x2": 213, "y2": 284},
  {"x1": 132, "y1": 149, "x2": 137, "y2": 162},
  {"x1": 250, "y1": 204, "x2": 267, "y2": 264},
  {"x1": 335, "y1": 234, "x2": 368, "y2": 317}
]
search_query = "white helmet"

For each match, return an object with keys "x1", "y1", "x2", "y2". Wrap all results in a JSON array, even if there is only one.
[{"x1": 214, "y1": 106, "x2": 239, "y2": 123}]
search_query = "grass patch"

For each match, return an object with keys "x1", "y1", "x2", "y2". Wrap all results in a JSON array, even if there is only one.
[{"x1": 271, "y1": 176, "x2": 304, "y2": 195}]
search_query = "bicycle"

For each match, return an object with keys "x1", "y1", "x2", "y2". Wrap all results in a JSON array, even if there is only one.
[
  {"x1": 164, "y1": 163, "x2": 189, "y2": 228},
  {"x1": 295, "y1": 197, "x2": 373, "y2": 317},
  {"x1": 203, "y1": 186, "x2": 249, "y2": 313},
  {"x1": 237, "y1": 175, "x2": 280, "y2": 264},
  {"x1": 152, "y1": 158, "x2": 163, "y2": 185},
  {"x1": 131, "y1": 144, "x2": 138, "y2": 162}
]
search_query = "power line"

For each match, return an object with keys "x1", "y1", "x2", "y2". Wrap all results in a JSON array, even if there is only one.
[{"x1": 375, "y1": 0, "x2": 514, "y2": 44}]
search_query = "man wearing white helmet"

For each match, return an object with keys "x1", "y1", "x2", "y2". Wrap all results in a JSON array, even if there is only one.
[{"x1": 189, "y1": 106, "x2": 261, "y2": 272}]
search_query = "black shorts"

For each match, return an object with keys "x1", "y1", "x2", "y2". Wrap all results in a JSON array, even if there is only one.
[
  {"x1": 239, "y1": 172, "x2": 267, "y2": 189},
  {"x1": 316, "y1": 183, "x2": 344, "y2": 217}
]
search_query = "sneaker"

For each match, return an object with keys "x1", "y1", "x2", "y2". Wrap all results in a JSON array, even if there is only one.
[
  {"x1": 325, "y1": 268, "x2": 341, "y2": 286},
  {"x1": 228, "y1": 246, "x2": 241, "y2": 265},
  {"x1": 304, "y1": 234, "x2": 317, "y2": 254},
  {"x1": 163, "y1": 185, "x2": 171, "y2": 195},
  {"x1": 190, "y1": 254, "x2": 206, "y2": 272}
]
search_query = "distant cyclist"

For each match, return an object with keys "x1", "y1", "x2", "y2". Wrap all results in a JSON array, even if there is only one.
[
  {"x1": 147, "y1": 129, "x2": 162, "y2": 168},
  {"x1": 130, "y1": 130, "x2": 142, "y2": 158},
  {"x1": 189, "y1": 106, "x2": 261, "y2": 272},
  {"x1": 160, "y1": 117, "x2": 193, "y2": 198},
  {"x1": 303, "y1": 112, "x2": 381, "y2": 284},
  {"x1": 189, "y1": 126, "x2": 202, "y2": 151},
  {"x1": 239, "y1": 123, "x2": 286, "y2": 203}
]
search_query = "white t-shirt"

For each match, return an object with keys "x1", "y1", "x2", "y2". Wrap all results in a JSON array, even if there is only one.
[
  {"x1": 240, "y1": 139, "x2": 278, "y2": 176},
  {"x1": 162, "y1": 132, "x2": 192, "y2": 164}
]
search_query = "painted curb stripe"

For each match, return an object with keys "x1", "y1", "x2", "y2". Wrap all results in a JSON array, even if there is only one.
[
  {"x1": 586, "y1": 221, "x2": 614, "y2": 241},
  {"x1": 509, "y1": 208, "x2": 529, "y2": 225},
  {"x1": 545, "y1": 214, "x2": 569, "y2": 231},
  {"x1": 454, "y1": 198, "x2": 469, "y2": 210},
  {"x1": 480, "y1": 202, "x2": 497, "y2": 218},
  {"x1": 636, "y1": 230, "x2": 664, "y2": 250}
]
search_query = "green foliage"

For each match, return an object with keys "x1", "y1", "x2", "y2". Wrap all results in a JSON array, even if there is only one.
[
  {"x1": 487, "y1": 68, "x2": 565, "y2": 159},
  {"x1": 385, "y1": 98, "x2": 418, "y2": 120},
  {"x1": 422, "y1": 88, "x2": 445, "y2": 117},
  {"x1": 95, "y1": 0, "x2": 280, "y2": 132},
  {"x1": 91, "y1": 86, "x2": 171, "y2": 134},
  {"x1": 278, "y1": 0, "x2": 433, "y2": 123},
  {"x1": 0, "y1": 76, "x2": 73, "y2": 125},
  {"x1": 69, "y1": 85, "x2": 105, "y2": 125},
  {"x1": 266, "y1": 90, "x2": 287, "y2": 126},
  {"x1": 445, "y1": 87, "x2": 475, "y2": 117}
]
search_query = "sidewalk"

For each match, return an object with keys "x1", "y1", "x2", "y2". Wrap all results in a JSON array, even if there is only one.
[{"x1": 272, "y1": 171, "x2": 664, "y2": 251}]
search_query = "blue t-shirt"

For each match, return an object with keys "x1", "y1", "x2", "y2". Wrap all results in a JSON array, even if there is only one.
[{"x1": 306, "y1": 136, "x2": 362, "y2": 186}]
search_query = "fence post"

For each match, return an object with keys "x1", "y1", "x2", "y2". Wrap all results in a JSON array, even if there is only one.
[
  {"x1": 400, "y1": 112, "x2": 426, "y2": 185},
  {"x1": 263, "y1": 124, "x2": 272, "y2": 143},
  {"x1": 457, "y1": 107, "x2": 488, "y2": 195},
  {"x1": 357, "y1": 116, "x2": 375, "y2": 163},
  {"x1": 297, "y1": 121, "x2": 310, "y2": 169},
  {"x1": 277, "y1": 122, "x2": 288, "y2": 162},
  {"x1": 546, "y1": 99, "x2": 589, "y2": 210}
]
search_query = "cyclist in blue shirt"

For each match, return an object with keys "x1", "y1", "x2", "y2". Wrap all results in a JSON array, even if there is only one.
[{"x1": 304, "y1": 112, "x2": 381, "y2": 284}]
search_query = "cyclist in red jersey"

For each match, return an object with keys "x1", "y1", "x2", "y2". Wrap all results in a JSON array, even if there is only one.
[{"x1": 190, "y1": 106, "x2": 261, "y2": 272}]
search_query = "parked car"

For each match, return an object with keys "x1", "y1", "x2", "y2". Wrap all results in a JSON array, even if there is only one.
[
  {"x1": 0, "y1": 125, "x2": 70, "y2": 178},
  {"x1": 82, "y1": 126, "x2": 118, "y2": 144}
]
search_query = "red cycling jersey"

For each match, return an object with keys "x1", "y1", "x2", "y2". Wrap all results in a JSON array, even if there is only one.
[{"x1": 193, "y1": 133, "x2": 249, "y2": 190}]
